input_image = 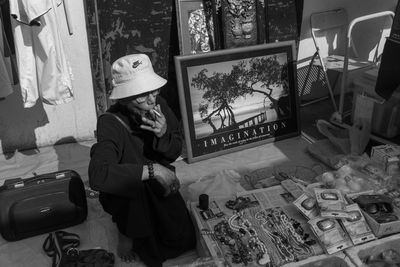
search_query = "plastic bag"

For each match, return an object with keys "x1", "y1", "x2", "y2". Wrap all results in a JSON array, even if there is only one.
[
  {"x1": 316, "y1": 119, "x2": 370, "y2": 156},
  {"x1": 187, "y1": 169, "x2": 245, "y2": 202},
  {"x1": 317, "y1": 158, "x2": 390, "y2": 194}
]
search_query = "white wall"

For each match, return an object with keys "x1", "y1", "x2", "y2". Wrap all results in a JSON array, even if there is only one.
[
  {"x1": 0, "y1": 1, "x2": 97, "y2": 154},
  {"x1": 297, "y1": 0, "x2": 397, "y2": 100},
  {"x1": 298, "y1": 0, "x2": 397, "y2": 64},
  {"x1": 34, "y1": 1, "x2": 97, "y2": 145}
]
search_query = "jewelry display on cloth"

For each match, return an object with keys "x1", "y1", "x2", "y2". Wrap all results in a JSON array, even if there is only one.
[
  {"x1": 211, "y1": 199, "x2": 317, "y2": 266},
  {"x1": 254, "y1": 208, "x2": 315, "y2": 264}
]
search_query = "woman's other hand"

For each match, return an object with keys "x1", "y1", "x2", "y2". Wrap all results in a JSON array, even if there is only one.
[{"x1": 153, "y1": 163, "x2": 180, "y2": 196}]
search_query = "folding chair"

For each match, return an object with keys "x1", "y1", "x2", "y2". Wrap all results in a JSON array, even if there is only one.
[
  {"x1": 302, "y1": 8, "x2": 394, "y2": 124},
  {"x1": 334, "y1": 10, "x2": 394, "y2": 123}
]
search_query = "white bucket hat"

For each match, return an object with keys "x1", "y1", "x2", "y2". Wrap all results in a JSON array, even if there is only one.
[{"x1": 109, "y1": 54, "x2": 167, "y2": 99}]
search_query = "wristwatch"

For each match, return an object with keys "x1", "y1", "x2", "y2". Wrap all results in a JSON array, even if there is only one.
[{"x1": 147, "y1": 162, "x2": 155, "y2": 179}]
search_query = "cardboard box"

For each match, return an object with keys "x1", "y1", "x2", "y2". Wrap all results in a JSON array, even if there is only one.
[
  {"x1": 314, "y1": 188, "x2": 350, "y2": 219},
  {"x1": 282, "y1": 252, "x2": 355, "y2": 267},
  {"x1": 371, "y1": 144, "x2": 400, "y2": 175},
  {"x1": 361, "y1": 206, "x2": 400, "y2": 237},
  {"x1": 352, "y1": 83, "x2": 400, "y2": 139},
  {"x1": 189, "y1": 202, "x2": 224, "y2": 259},
  {"x1": 344, "y1": 233, "x2": 400, "y2": 267},
  {"x1": 293, "y1": 193, "x2": 319, "y2": 220},
  {"x1": 346, "y1": 191, "x2": 400, "y2": 237},
  {"x1": 339, "y1": 204, "x2": 376, "y2": 245},
  {"x1": 308, "y1": 216, "x2": 353, "y2": 254}
]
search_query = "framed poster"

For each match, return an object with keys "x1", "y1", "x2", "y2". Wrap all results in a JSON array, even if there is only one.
[
  {"x1": 175, "y1": 41, "x2": 300, "y2": 163},
  {"x1": 176, "y1": 0, "x2": 216, "y2": 55}
]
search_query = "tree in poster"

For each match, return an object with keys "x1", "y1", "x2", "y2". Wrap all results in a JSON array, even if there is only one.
[{"x1": 191, "y1": 55, "x2": 289, "y2": 134}]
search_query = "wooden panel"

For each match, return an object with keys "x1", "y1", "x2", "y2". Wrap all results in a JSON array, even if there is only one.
[
  {"x1": 84, "y1": 0, "x2": 108, "y2": 116},
  {"x1": 84, "y1": 0, "x2": 178, "y2": 116},
  {"x1": 266, "y1": 0, "x2": 298, "y2": 43}
]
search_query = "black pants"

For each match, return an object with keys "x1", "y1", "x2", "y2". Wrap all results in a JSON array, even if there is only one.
[{"x1": 99, "y1": 182, "x2": 196, "y2": 267}]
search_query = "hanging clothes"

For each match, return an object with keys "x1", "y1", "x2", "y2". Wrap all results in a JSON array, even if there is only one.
[
  {"x1": 10, "y1": 0, "x2": 73, "y2": 108},
  {"x1": 0, "y1": 50, "x2": 13, "y2": 98},
  {"x1": 1, "y1": 0, "x2": 19, "y2": 86},
  {"x1": 0, "y1": 8, "x2": 13, "y2": 99}
]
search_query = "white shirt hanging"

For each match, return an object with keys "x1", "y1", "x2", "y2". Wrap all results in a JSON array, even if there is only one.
[{"x1": 10, "y1": 0, "x2": 73, "y2": 108}]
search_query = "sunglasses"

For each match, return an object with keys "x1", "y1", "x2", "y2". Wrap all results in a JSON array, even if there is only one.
[
  {"x1": 346, "y1": 210, "x2": 362, "y2": 222},
  {"x1": 301, "y1": 197, "x2": 316, "y2": 210},
  {"x1": 317, "y1": 218, "x2": 336, "y2": 231},
  {"x1": 321, "y1": 192, "x2": 339, "y2": 201},
  {"x1": 134, "y1": 89, "x2": 160, "y2": 104}
]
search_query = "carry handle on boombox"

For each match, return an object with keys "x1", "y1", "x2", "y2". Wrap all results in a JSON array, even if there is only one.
[{"x1": 1, "y1": 170, "x2": 79, "y2": 190}]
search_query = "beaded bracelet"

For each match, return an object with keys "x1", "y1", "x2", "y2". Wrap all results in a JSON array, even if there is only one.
[{"x1": 147, "y1": 162, "x2": 154, "y2": 179}]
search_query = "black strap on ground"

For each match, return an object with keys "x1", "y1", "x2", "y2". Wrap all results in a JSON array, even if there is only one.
[{"x1": 42, "y1": 231, "x2": 80, "y2": 267}]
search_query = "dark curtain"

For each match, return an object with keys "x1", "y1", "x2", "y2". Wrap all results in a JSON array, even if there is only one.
[{"x1": 375, "y1": 0, "x2": 400, "y2": 100}]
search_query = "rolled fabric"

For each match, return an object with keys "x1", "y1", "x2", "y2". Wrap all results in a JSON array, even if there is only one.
[{"x1": 375, "y1": 37, "x2": 400, "y2": 100}]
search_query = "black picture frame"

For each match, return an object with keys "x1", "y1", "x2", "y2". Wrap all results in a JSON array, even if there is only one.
[
  {"x1": 265, "y1": 0, "x2": 298, "y2": 43},
  {"x1": 175, "y1": 41, "x2": 300, "y2": 163},
  {"x1": 176, "y1": 0, "x2": 215, "y2": 55},
  {"x1": 220, "y1": 0, "x2": 259, "y2": 48}
]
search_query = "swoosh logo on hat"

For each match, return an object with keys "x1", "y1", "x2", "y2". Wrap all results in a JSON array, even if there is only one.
[{"x1": 132, "y1": 60, "x2": 142, "y2": 68}]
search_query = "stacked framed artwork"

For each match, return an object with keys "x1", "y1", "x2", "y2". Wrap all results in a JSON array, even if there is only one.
[
  {"x1": 175, "y1": 0, "x2": 299, "y2": 53},
  {"x1": 175, "y1": 0, "x2": 300, "y2": 162},
  {"x1": 176, "y1": 0, "x2": 215, "y2": 55}
]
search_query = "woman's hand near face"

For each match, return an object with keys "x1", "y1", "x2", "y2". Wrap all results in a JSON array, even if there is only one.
[{"x1": 140, "y1": 104, "x2": 167, "y2": 137}]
